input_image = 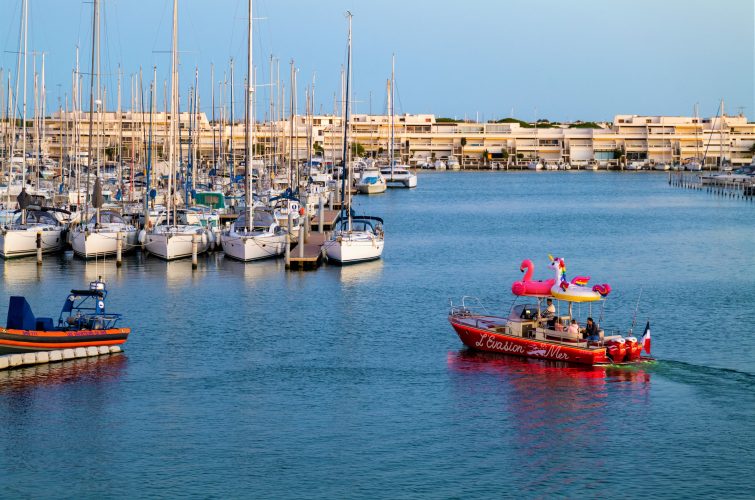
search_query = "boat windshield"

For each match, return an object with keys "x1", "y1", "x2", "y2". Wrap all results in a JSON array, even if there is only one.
[
  {"x1": 333, "y1": 216, "x2": 382, "y2": 233},
  {"x1": 13, "y1": 210, "x2": 59, "y2": 226},
  {"x1": 510, "y1": 304, "x2": 539, "y2": 321},
  {"x1": 87, "y1": 212, "x2": 126, "y2": 225},
  {"x1": 157, "y1": 212, "x2": 190, "y2": 225},
  {"x1": 234, "y1": 211, "x2": 275, "y2": 230}
]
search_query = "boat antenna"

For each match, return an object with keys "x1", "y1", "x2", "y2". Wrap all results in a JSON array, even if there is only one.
[{"x1": 630, "y1": 287, "x2": 643, "y2": 335}]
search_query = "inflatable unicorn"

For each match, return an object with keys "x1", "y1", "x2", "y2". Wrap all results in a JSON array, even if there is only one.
[
  {"x1": 547, "y1": 255, "x2": 611, "y2": 302},
  {"x1": 511, "y1": 259, "x2": 556, "y2": 296}
]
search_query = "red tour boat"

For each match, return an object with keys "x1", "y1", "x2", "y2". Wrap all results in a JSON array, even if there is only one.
[
  {"x1": 449, "y1": 256, "x2": 652, "y2": 366},
  {"x1": 0, "y1": 278, "x2": 131, "y2": 354}
]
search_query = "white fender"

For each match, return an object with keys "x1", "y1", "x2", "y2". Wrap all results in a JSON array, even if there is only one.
[{"x1": 138, "y1": 229, "x2": 146, "y2": 244}]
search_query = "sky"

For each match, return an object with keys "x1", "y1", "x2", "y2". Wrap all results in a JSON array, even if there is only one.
[{"x1": 1, "y1": 0, "x2": 753, "y2": 122}]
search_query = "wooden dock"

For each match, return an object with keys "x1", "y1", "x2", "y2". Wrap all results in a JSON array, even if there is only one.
[
  {"x1": 311, "y1": 209, "x2": 341, "y2": 231},
  {"x1": 287, "y1": 231, "x2": 328, "y2": 270}
]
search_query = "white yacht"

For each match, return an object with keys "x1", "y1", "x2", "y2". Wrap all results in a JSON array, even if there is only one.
[
  {"x1": 527, "y1": 160, "x2": 543, "y2": 170},
  {"x1": 0, "y1": 205, "x2": 66, "y2": 259},
  {"x1": 324, "y1": 14, "x2": 386, "y2": 266},
  {"x1": 141, "y1": 210, "x2": 213, "y2": 261},
  {"x1": 685, "y1": 160, "x2": 703, "y2": 171},
  {"x1": 380, "y1": 163, "x2": 417, "y2": 188},
  {"x1": 221, "y1": 210, "x2": 286, "y2": 261},
  {"x1": 71, "y1": 210, "x2": 138, "y2": 259},
  {"x1": 323, "y1": 214, "x2": 384, "y2": 265},
  {"x1": 356, "y1": 167, "x2": 387, "y2": 194},
  {"x1": 447, "y1": 156, "x2": 461, "y2": 170}
]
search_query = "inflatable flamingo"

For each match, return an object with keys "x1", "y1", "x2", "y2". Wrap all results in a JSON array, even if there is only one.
[
  {"x1": 547, "y1": 255, "x2": 611, "y2": 302},
  {"x1": 511, "y1": 259, "x2": 556, "y2": 297}
]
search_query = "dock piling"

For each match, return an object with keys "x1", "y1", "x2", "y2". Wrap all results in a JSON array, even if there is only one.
[
  {"x1": 116, "y1": 231, "x2": 123, "y2": 267},
  {"x1": 298, "y1": 225, "x2": 305, "y2": 259},
  {"x1": 318, "y1": 197, "x2": 324, "y2": 234},
  {"x1": 36, "y1": 231, "x2": 42, "y2": 265},
  {"x1": 191, "y1": 233, "x2": 199, "y2": 269}
]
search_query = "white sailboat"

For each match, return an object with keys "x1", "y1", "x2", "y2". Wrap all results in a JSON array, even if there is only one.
[
  {"x1": 0, "y1": 191, "x2": 66, "y2": 258},
  {"x1": 324, "y1": 13, "x2": 385, "y2": 265},
  {"x1": 142, "y1": 0, "x2": 211, "y2": 261},
  {"x1": 221, "y1": 0, "x2": 287, "y2": 262},
  {"x1": 0, "y1": 0, "x2": 65, "y2": 259},
  {"x1": 71, "y1": 179, "x2": 137, "y2": 258},
  {"x1": 69, "y1": 0, "x2": 137, "y2": 259}
]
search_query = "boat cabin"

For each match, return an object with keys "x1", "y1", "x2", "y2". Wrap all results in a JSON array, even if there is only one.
[{"x1": 333, "y1": 215, "x2": 384, "y2": 234}]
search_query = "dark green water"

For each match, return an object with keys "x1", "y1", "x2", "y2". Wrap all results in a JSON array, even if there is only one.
[{"x1": 1, "y1": 172, "x2": 753, "y2": 498}]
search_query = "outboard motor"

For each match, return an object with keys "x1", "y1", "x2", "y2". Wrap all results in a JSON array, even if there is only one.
[
  {"x1": 604, "y1": 337, "x2": 627, "y2": 363},
  {"x1": 624, "y1": 336, "x2": 642, "y2": 361}
]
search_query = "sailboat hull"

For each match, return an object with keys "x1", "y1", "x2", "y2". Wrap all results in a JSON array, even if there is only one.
[
  {"x1": 71, "y1": 228, "x2": 138, "y2": 259},
  {"x1": 0, "y1": 228, "x2": 65, "y2": 259},
  {"x1": 144, "y1": 229, "x2": 211, "y2": 261},
  {"x1": 323, "y1": 232, "x2": 384, "y2": 264},
  {"x1": 221, "y1": 233, "x2": 286, "y2": 261}
]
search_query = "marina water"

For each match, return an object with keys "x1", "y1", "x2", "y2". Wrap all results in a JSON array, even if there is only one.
[{"x1": 1, "y1": 172, "x2": 753, "y2": 497}]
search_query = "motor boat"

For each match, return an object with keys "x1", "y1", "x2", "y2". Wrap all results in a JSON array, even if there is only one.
[
  {"x1": 0, "y1": 277, "x2": 130, "y2": 354},
  {"x1": 356, "y1": 167, "x2": 387, "y2": 194},
  {"x1": 380, "y1": 163, "x2": 417, "y2": 188},
  {"x1": 448, "y1": 256, "x2": 652, "y2": 366}
]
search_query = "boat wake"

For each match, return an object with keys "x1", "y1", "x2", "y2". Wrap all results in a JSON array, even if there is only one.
[{"x1": 650, "y1": 358, "x2": 755, "y2": 392}]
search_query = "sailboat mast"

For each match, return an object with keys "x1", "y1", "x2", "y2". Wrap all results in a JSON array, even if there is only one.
[
  {"x1": 245, "y1": 0, "x2": 254, "y2": 230},
  {"x1": 390, "y1": 53, "x2": 395, "y2": 174},
  {"x1": 168, "y1": 0, "x2": 178, "y2": 226},
  {"x1": 211, "y1": 63, "x2": 216, "y2": 178},
  {"x1": 289, "y1": 60, "x2": 295, "y2": 188},
  {"x1": 85, "y1": 0, "x2": 99, "y2": 224},
  {"x1": 230, "y1": 58, "x2": 235, "y2": 184},
  {"x1": 340, "y1": 12, "x2": 352, "y2": 226},
  {"x1": 21, "y1": 0, "x2": 28, "y2": 204}
]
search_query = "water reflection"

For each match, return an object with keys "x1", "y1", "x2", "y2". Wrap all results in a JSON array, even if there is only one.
[
  {"x1": 446, "y1": 349, "x2": 651, "y2": 491},
  {"x1": 338, "y1": 259, "x2": 384, "y2": 285},
  {"x1": 0, "y1": 354, "x2": 127, "y2": 394},
  {"x1": 2, "y1": 256, "x2": 44, "y2": 285},
  {"x1": 218, "y1": 254, "x2": 284, "y2": 281}
]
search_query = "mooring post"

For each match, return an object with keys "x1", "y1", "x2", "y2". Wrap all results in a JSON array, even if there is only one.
[
  {"x1": 191, "y1": 233, "x2": 199, "y2": 269},
  {"x1": 298, "y1": 225, "x2": 305, "y2": 259},
  {"x1": 285, "y1": 211, "x2": 292, "y2": 268},
  {"x1": 116, "y1": 231, "x2": 123, "y2": 267},
  {"x1": 318, "y1": 197, "x2": 324, "y2": 234},
  {"x1": 36, "y1": 231, "x2": 42, "y2": 265}
]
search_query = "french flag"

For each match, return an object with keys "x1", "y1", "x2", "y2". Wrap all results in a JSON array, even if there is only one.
[{"x1": 641, "y1": 321, "x2": 651, "y2": 354}]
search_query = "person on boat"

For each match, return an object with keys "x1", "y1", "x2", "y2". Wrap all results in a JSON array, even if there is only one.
[
  {"x1": 547, "y1": 316, "x2": 563, "y2": 331},
  {"x1": 584, "y1": 317, "x2": 600, "y2": 342},
  {"x1": 543, "y1": 298, "x2": 556, "y2": 319},
  {"x1": 567, "y1": 319, "x2": 579, "y2": 336}
]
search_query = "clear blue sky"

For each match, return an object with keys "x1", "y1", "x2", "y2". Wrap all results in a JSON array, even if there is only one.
[{"x1": 1, "y1": 0, "x2": 753, "y2": 122}]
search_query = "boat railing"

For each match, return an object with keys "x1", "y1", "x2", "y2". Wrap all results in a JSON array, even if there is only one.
[
  {"x1": 449, "y1": 296, "x2": 489, "y2": 317},
  {"x1": 83, "y1": 313, "x2": 123, "y2": 330}
]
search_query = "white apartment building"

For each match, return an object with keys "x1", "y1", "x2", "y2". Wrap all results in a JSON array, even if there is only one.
[{"x1": 3, "y1": 112, "x2": 753, "y2": 169}]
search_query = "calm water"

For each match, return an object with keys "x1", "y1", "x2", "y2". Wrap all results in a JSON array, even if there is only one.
[{"x1": 1, "y1": 172, "x2": 754, "y2": 498}]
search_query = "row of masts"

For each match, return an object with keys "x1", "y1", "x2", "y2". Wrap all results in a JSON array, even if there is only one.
[{"x1": 0, "y1": 0, "x2": 396, "y2": 217}]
